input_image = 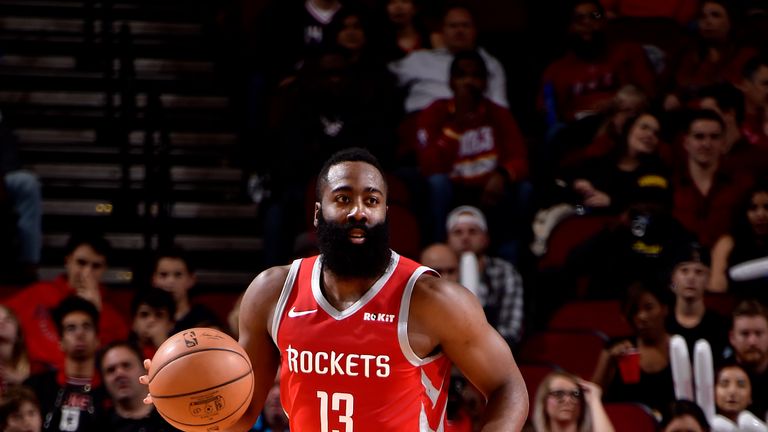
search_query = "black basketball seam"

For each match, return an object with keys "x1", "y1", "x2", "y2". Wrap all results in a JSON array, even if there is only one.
[
  {"x1": 148, "y1": 348, "x2": 250, "y2": 384},
  {"x1": 152, "y1": 369, "x2": 253, "y2": 399},
  {"x1": 156, "y1": 374, "x2": 255, "y2": 427}
]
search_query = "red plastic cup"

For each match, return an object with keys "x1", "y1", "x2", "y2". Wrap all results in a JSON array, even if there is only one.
[{"x1": 617, "y1": 349, "x2": 641, "y2": 384}]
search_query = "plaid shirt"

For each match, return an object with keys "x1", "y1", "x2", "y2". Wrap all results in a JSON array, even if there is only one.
[{"x1": 477, "y1": 256, "x2": 524, "y2": 344}]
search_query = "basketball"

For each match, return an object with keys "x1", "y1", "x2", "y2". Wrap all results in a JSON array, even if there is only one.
[{"x1": 148, "y1": 327, "x2": 254, "y2": 431}]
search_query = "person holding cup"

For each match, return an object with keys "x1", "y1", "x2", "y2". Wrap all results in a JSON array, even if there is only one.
[
  {"x1": 531, "y1": 371, "x2": 615, "y2": 432},
  {"x1": 591, "y1": 280, "x2": 676, "y2": 414}
]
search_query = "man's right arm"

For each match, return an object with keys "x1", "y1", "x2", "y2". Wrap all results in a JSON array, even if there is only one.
[{"x1": 225, "y1": 266, "x2": 288, "y2": 431}]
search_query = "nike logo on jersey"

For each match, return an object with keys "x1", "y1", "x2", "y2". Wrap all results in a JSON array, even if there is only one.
[{"x1": 288, "y1": 307, "x2": 318, "y2": 318}]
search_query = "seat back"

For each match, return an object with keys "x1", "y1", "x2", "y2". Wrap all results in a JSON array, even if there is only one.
[
  {"x1": 604, "y1": 402, "x2": 658, "y2": 432},
  {"x1": 519, "y1": 330, "x2": 607, "y2": 380},
  {"x1": 548, "y1": 300, "x2": 633, "y2": 339}
]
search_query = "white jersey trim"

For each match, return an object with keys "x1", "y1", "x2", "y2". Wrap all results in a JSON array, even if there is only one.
[
  {"x1": 271, "y1": 259, "x2": 303, "y2": 346},
  {"x1": 398, "y1": 266, "x2": 443, "y2": 367},
  {"x1": 311, "y1": 251, "x2": 400, "y2": 320}
]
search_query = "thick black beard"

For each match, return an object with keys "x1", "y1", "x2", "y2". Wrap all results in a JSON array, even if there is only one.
[{"x1": 316, "y1": 213, "x2": 391, "y2": 279}]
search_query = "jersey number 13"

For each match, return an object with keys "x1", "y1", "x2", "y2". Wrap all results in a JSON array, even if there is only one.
[{"x1": 317, "y1": 391, "x2": 354, "y2": 432}]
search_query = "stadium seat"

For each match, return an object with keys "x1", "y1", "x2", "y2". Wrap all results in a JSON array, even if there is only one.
[
  {"x1": 518, "y1": 363, "x2": 557, "y2": 420},
  {"x1": 518, "y1": 330, "x2": 607, "y2": 380},
  {"x1": 548, "y1": 300, "x2": 633, "y2": 339},
  {"x1": 604, "y1": 402, "x2": 658, "y2": 432},
  {"x1": 538, "y1": 214, "x2": 616, "y2": 270}
]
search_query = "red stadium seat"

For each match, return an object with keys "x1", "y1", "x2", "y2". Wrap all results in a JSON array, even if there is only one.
[
  {"x1": 604, "y1": 402, "x2": 658, "y2": 432},
  {"x1": 519, "y1": 330, "x2": 607, "y2": 380},
  {"x1": 548, "y1": 300, "x2": 633, "y2": 339},
  {"x1": 387, "y1": 204, "x2": 421, "y2": 261},
  {"x1": 518, "y1": 363, "x2": 557, "y2": 420},
  {"x1": 538, "y1": 214, "x2": 616, "y2": 270}
]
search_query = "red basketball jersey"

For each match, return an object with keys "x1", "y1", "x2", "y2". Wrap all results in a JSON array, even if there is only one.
[{"x1": 273, "y1": 252, "x2": 452, "y2": 431}]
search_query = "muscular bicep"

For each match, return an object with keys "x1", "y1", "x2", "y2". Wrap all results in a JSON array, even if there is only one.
[{"x1": 229, "y1": 268, "x2": 286, "y2": 430}]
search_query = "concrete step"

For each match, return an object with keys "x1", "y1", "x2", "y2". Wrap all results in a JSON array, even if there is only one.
[
  {"x1": 30, "y1": 163, "x2": 242, "y2": 182},
  {"x1": 42, "y1": 199, "x2": 257, "y2": 219},
  {"x1": 0, "y1": 88, "x2": 229, "y2": 109},
  {"x1": 0, "y1": 16, "x2": 202, "y2": 36}
]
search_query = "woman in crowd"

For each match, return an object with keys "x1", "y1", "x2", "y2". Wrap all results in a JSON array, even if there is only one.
[
  {"x1": 376, "y1": 0, "x2": 431, "y2": 61},
  {"x1": 715, "y1": 363, "x2": 753, "y2": 424},
  {"x1": 567, "y1": 112, "x2": 670, "y2": 213},
  {"x1": 0, "y1": 307, "x2": 30, "y2": 393},
  {"x1": 532, "y1": 371, "x2": 615, "y2": 432},
  {"x1": 710, "y1": 181, "x2": 768, "y2": 300},
  {"x1": 592, "y1": 281, "x2": 676, "y2": 414}
]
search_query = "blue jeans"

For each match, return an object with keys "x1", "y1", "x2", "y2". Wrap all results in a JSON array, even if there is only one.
[{"x1": 4, "y1": 170, "x2": 42, "y2": 264}]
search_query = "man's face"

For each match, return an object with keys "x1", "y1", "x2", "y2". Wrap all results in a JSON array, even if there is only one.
[
  {"x1": 442, "y1": 8, "x2": 476, "y2": 53},
  {"x1": 314, "y1": 161, "x2": 390, "y2": 278},
  {"x1": 450, "y1": 58, "x2": 487, "y2": 101},
  {"x1": 64, "y1": 244, "x2": 107, "y2": 291},
  {"x1": 152, "y1": 257, "x2": 196, "y2": 303},
  {"x1": 683, "y1": 119, "x2": 724, "y2": 167},
  {"x1": 101, "y1": 346, "x2": 147, "y2": 404},
  {"x1": 5, "y1": 400, "x2": 42, "y2": 432},
  {"x1": 60, "y1": 311, "x2": 99, "y2": 361},
  {"x1": 420, "y1": 244, "x2": 459, "y2": 282},
  {"x1": 447, "y1": 221, "x2": 488, "y2": 255},
  {"x1": 671, "y1": 262, "x2": 709, "y2": 301},
  {"x1": 742, "y1": 65, "x2": 768, "y2": 109},
  {"x1": 569, "y1": 2, "x2": 605, "y2": 41},
  {"x1": 730, "y1": 315, "x2": 768, "y2": 369}
]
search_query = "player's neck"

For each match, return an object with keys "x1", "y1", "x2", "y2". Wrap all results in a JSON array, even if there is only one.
[
  {"x1": 64, "y1": 357, "x2": 95, "y2": 379},
  {"x1": 321, "y1": 270, "x2": 379, "y2": 311}
]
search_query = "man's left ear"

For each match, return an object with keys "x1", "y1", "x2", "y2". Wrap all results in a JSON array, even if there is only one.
[{"x1": 313, "y1": 203, "x2": 321, "y2": 228}]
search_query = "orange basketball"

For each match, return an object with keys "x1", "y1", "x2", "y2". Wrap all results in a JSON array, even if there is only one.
[{"x1": 148, "y1": 327, "x2": 254, "y2": 431}]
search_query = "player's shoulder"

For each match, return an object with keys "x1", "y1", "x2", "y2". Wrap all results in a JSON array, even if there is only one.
[
  {"x1": 411, "y1": 273, "x2": 476, "y2": 313},
  {"x1": 241, "y1": 264, "x2": 293, "y2": 310}
]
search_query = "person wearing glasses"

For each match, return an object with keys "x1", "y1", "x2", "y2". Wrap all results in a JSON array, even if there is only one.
[
  {"x1": 532, "y1": 371, "x2": 615, "y2": 432},
  {"x1": 5, "y1": 232, "x2": 128, "y2": 370}
]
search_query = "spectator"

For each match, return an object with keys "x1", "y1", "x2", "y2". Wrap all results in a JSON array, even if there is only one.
[
  {"x1": 151, "y1": 248, "x2": 219, "y2": 334},
  {"x1": 420, "y1": 243, "x2": 460, "y2": 282},
  {"x1": 667, "y1": 0, "x2": 757, "y2": 108},
  {"x1": 726, "y1": 300, "x2": 768, "y2": 418},
  {"x1": 375, "y1": 0, "x2": 432, "y2": 62},
  {"x1": 445, "y1": 205, "x2": 524, "y2": 346},
  {"x1": 0, "y1": 385, "x2": 42, "y2": 432},
  {"x1": 539, "y1": 0, "x2": 656, "y2": 124},
  {"x1": 97, "y1": 341, "x2": 180, "y2": 431},
  {"x1": 24, "y1": 296, "x2": 107, "y2": 432},
  {"x1": 715, "y1": 363, "x2": 754, "y2": 423},
  {"x1": 737, "y1": 55, "x2": 768, "y2": 147},
  {"x1": 592, "y1": 281, "x2": 676, "y2": 413},
  {"x1": 709, "y1": 181, "x2": 768, "y2": 299},
  {"x1": 389, "y1": 3, "x2": 508, "y2": 114},
  {"x1": 698, "y1": 83, "x2": 768, "y2": 176},
  {"x1": 0, "y1": 114, "x2": 41, "y2": 283},
  {"x1": 565, "y1": 112, "x2": 670, "y2": 214},
  {"x1": 666, "y1": 241, "x2": 729, "y2": 359},
  {"x1": 0, "y1": 306, "x2": 31, "y2": 394},
  {"x1": 672, "y1": 109, "x2": 753, "y2": 249},
  {"x1": 660, "y1": 400, "x2": 711, "y2": 432},
  {"x1": 532, "y1": 371, "x2": 615, "y2": 432},
  {"x1": 129, "y1": 289, "x2": 175, "y2": 361},
  {"x1": 417, "y1": 50, "x2": 529, "y2": 248},
  {"x1": 5, "y1": 232, "x2": 128, "y2": 370}
]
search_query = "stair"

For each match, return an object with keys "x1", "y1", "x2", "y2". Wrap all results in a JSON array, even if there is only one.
[{"x1": 0, "y1": 0, "x2": 260, "y2": 292}]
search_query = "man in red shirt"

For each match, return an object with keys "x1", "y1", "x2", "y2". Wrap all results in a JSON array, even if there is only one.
[
  {"x1": 417, "y1": 50, "x2": 529, "y2": 253},
  {"x1": 6, "y1": 232, "x2": 128, "y2": 370},
  {"x1": 672, "y1": 109, "x2": 753, "y2": 248}
]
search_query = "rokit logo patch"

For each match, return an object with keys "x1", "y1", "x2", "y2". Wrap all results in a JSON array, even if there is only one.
[{"x1": 363, "y1": 312, "x2": 395, "y2": 323}]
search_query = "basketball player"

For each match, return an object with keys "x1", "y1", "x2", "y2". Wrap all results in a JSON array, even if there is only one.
[{"x1": 143, "y1": 148, "x2": 529, "y2": 430}]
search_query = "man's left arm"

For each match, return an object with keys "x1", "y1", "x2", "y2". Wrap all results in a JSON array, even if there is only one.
[
  {"x1": 490, "y1": 259, "x2": 524, "y2": 346},
  {"x1": 411, "y1": 277, "x2": 528, "y2": 431}
]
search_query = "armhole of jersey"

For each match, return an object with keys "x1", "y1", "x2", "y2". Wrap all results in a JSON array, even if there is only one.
[
  {"x1": 271, "y1": 259, "x2": 302, "y2": 346},
  {"x1": 398, "y1": 266, "x2": 442, "y2": 367}
]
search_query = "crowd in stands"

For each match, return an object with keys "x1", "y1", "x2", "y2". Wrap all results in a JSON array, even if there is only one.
[{"x1": 1, "y1": 0, "x2": 768, "y2": 430}]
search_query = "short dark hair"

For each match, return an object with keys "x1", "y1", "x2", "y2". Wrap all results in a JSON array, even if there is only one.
[
  {"x1": 51, "y1": 296, "x2": 100, "y2": 337},
  {"x1": 698, "y1": 83, "x2": 745, "y2": 124},
  {"x1": 97, "y1": 340, "x2": 144, "y2": 376},
  {"x1": 64, "y1": 231, "x2": 112, "y2": 261},
  {"x1": 440, "y1": 1, "x2": 476, "y2": 23},
  {"x1": 0, "y1": 385, "x2": 40, "y2": 430},
  {"x1": 450, "y1": 50, "x2": 488, "y2": 80},
  {"x1": 315, "y1": 147, "x2": 386, "y2": 201},
  {"x1": 569, "y1": 0, "x2": 606, "y2": 17},
  {"x1": 660, "y1": 400, "x2": 710, "y2": 431},
  {"x1": 732, "y1": 299, "x2": 768, "y2": 325},
  {"x1": 130, "y1": 288, "x2": 176, "y2": 319},
  {"x1": 742, "y1": 55, "x2": 768, "y2": 80},
  {"x1": 154, "y1": 246, "x2": 195, "y2": 274},
  {"x1": 684, "y1": 109, "x2": 726, "y2": 135}
]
